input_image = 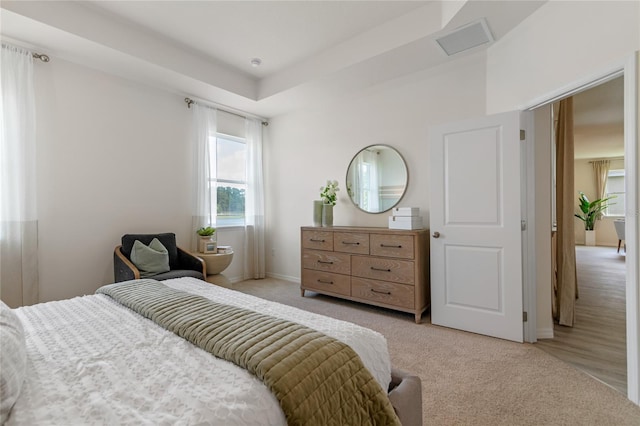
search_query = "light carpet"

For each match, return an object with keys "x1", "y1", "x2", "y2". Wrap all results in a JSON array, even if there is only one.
[{"x1": 225, "y1": 277, "x2": 640, "y2": 426}]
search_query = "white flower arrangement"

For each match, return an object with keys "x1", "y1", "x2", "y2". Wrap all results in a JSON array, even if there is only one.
[{"x1": 320, "y1": 180, "x2": 340, "y2": 205}]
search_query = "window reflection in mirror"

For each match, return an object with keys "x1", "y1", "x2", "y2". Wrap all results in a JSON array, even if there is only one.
[{"x1": 346, "y1": 145, "x2": 408, "y2": 214}]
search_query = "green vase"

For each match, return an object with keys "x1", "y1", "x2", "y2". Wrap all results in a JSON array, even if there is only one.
[
  {"x1": 322, "y1": 204, "x2": 333, "y2": 227},
  {"x1": 313, "y1": 200, "x2": 323, "y2": 227}
]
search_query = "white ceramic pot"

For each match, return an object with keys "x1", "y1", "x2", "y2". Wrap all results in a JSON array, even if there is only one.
[{"x1": 585, "y1": 230, "x2": 596, "y2": 246}]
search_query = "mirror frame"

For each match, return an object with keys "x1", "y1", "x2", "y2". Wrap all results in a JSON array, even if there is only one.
[{"x1": 345, "y1": 144, "x2": 409, "y2": 214}]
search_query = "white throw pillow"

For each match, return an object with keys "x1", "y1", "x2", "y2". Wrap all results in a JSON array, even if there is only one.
[{"x1": 0, "y1": 300, "x2": 27, "y2": 424}]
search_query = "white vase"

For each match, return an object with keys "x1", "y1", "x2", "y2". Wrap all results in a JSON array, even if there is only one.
[
  {"x1": 322, "y1": 204, "x2": 333, "y2": 227},
  {"x1": 585, "y1": 230, "x2": 596, "y2": 246},
  {"x1": 313, "y1": 200, "x2": 323, "y2": 227},
  {"x1": 198, "y1": 234, "x2": 217, "y2": 252}
]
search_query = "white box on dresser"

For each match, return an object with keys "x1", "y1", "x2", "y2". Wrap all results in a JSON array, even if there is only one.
[
  {"x1": 391, "y1": 207, "x2": 420, "y2": 217},
  {"x1": 300, "y1": 226, "x2": 430, "y2": 323},
  {"x1": 388, "y1": 215, "x2": 423, "y2": 230}
]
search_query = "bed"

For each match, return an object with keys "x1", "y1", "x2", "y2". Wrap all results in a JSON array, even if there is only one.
[{"x1": 1, "y1": 277, "x2": 421, "y2": 425}]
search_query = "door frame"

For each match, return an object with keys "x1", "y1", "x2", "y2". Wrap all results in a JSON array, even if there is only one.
[
  {"x1": 521, "y1": 53, "x2": 639, "y2": 403},
  {"x1": 520, "y1": 110, "x2": 536, "y2": 344}
]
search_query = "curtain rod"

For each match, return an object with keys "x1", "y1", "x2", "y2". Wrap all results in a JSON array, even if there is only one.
[
  {"x1": 588, "y1": 157, "x2": 624, "y2": 163},
  {"x1": 184, "y1": 97, "x2": 268, "y2": 126},
  {"x1": 32, "y1": 52, "x2": 50, "y2": 62},
  {"x1": 2, "y1": 41, "x2": 50, "y2": 62}
]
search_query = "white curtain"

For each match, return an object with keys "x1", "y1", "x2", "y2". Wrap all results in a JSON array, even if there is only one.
[
  {"x1": 244, "y1": 118, "x2": 265, "y2": 279},
  {"x1": 0, "y1": 44, "x2": 39, "y2": 307},
  {"x1": 357, "y1": 150, "x2": 380, "y2": 212},
  {"x1": 592, "y1": 159, "x2": 610, "y2": 220},
  {"x1": 351, "y1": 157, "x2": 363, "y2": 208},
  {"x1": 368, "y1": 150, "x2": 381, "y2": 212},
  {"x1": 191, "y1": 104, "x2": 217, "y2": 251}
]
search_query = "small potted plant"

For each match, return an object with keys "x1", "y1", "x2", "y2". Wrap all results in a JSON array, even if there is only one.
[
  {"x1": 196, "y1": 226, "x2": 216, "y2": 253},
  {"x1": 197, "y1": 226, "x2": 216, "y2": 237},
  {"x1": 574, "y1": 191, "x2": 615, "y2": 246}
]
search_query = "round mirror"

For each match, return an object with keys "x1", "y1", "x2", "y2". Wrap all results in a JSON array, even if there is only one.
[{"x1": 345, "y1": 145, "x2": 408, "y2": 214}]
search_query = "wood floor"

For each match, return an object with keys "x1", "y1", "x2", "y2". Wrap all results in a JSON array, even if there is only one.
[{"x1": 536, "y1": 245, "x2": 627, "y2": 395}]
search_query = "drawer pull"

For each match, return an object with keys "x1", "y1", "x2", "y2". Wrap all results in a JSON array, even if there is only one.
[
  {"x1": 310, "y1": 238, "x2": 326, "y2": 242},
  {"x1": 342, "y1": 241, "x2": 360, "y2": 245},
  {"x1": 380, "y1": 244, "x2": 402, "y2": 248},
  {"x1": 317, "y1": 279, "x2": 334, "y2": 285},
  {"x1": 370, "y1": 267, "x2": 391, "y2": 272},
  {"x1": 317, "y1": 260, "x2": 334, "y2": 265},
  {"x1": 371, "y1": 289, "x2": 391, "y2": 295}
]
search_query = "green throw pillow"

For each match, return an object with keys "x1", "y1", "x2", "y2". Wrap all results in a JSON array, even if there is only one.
[{"x1": 130, "y1": 238, "x2": 170, "y2": 278}]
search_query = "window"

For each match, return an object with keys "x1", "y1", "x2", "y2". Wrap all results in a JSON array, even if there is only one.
[
  {"x1": 605, "y1": 169, "x2": 625, "y2": 216},
  {"x1": 209, "y1": 133, "x2": 246, "y2": 227}
]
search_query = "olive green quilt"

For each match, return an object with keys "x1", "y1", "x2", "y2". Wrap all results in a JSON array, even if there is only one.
[{"x1": 97, "y1": 280, "x2": 401, "y2": 426}]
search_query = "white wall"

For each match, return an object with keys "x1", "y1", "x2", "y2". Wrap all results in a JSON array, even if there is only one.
[
  {"x1": 33, "y1": 58, "x2": 246, "y2": 302},
  {"x1": 265, "y1": 53, "x2": 488, "y2": 281},
  {"x1": 34, "y1": 58, "x2": 190, "y2": 301},
  {"x1": 486, "y1": 1, "x2": 639, "y2": 113}
]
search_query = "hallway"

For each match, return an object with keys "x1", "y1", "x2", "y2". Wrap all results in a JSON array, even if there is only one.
[{"x1": 536, "y1": 245, "x2": 626, "y2": 395}]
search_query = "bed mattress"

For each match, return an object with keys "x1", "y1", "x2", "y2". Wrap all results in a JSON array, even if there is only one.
[{"x1": 8, "y1": 277, "x2": 391, "y2": 425}]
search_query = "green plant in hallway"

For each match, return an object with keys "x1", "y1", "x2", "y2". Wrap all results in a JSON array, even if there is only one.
[{"x1": 574, "y1": 191, "x2": 615, "y2": 231}]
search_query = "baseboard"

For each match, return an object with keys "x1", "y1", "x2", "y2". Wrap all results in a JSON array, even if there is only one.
[
  {"x1": 266, "y1": 272, "x2": 300, "y2": 283},
  {"x1": 227, "y1": 275, "x2": 245, "y2": 284},
  {"x1": 536, "y1": 327, "x2": 554, "y2": 339}
]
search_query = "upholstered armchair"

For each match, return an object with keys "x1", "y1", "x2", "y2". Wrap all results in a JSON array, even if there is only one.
[{"x1": 114, "y1": 233, "x2": 205, "y2": 282}]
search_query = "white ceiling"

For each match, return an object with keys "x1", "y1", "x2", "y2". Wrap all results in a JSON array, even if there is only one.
[
  {"x1": 0, "y1": 0, "x2": 547, "y2": 117},
  {"x1": 0, "y1": 0, "x2": 626, "y2": 159},
  {"x1": 84, "y1": 1, "x2": 427, "y2": 80}
]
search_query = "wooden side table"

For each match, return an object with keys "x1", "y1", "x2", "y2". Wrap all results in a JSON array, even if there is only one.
[{"x1": 194, "y1": 251, "x2": 234, "y2": 277}]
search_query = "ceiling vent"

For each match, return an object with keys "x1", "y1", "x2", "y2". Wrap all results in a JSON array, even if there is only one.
[{"x1": 435, "y1": 18, "x2": 494, "y2": 56}]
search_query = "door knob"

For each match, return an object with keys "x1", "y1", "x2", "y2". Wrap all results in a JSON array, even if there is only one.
[{"x1": 432, "y1": 232, "x2": 440, "y2": 238}]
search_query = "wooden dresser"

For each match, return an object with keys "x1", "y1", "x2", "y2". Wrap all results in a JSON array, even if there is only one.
[{"x1": 300, "y1": 226, "x2": 430, "y2": 323}]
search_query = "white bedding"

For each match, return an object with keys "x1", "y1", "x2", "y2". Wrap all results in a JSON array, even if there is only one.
[{"x1": 9, "y1": 277, "x2": 391, "y2": 425}]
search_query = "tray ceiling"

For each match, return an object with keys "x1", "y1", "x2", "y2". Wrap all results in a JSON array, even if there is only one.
[{"x1": 1, "y1": 1, "x2": 549, "y2": 117}]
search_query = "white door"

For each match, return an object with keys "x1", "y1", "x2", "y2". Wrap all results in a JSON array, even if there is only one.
[{"x1": 429, "y1": 111, "x2": 523, "y2": 342}]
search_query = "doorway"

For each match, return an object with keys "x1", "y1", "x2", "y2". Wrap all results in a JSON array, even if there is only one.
[{"x1": 536, "y1": 76, "x2": 627, "y2": 395}]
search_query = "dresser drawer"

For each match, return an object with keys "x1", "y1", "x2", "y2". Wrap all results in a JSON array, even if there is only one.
[
  {"x1": 302, "y1": 230, "x2": 333, "y2": 251},
  {"x1": 302, "y1": 269, "x2": 351, "y2": 296},
  {"x1": 352, "y1": 256, "x2": 415, "y2": 285},
  {"x1": 352, "y1": 277, "x2": 414, "y2": 309},
  {"x1": 370, "y1": 234, "x2": 414, "y2": 259},
  {"x1": 302, "y1": 249, "x2": 351, "y2": 275},
  {"x1": 334, "y1": 232, "x2": 370, "y2": 254}
]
